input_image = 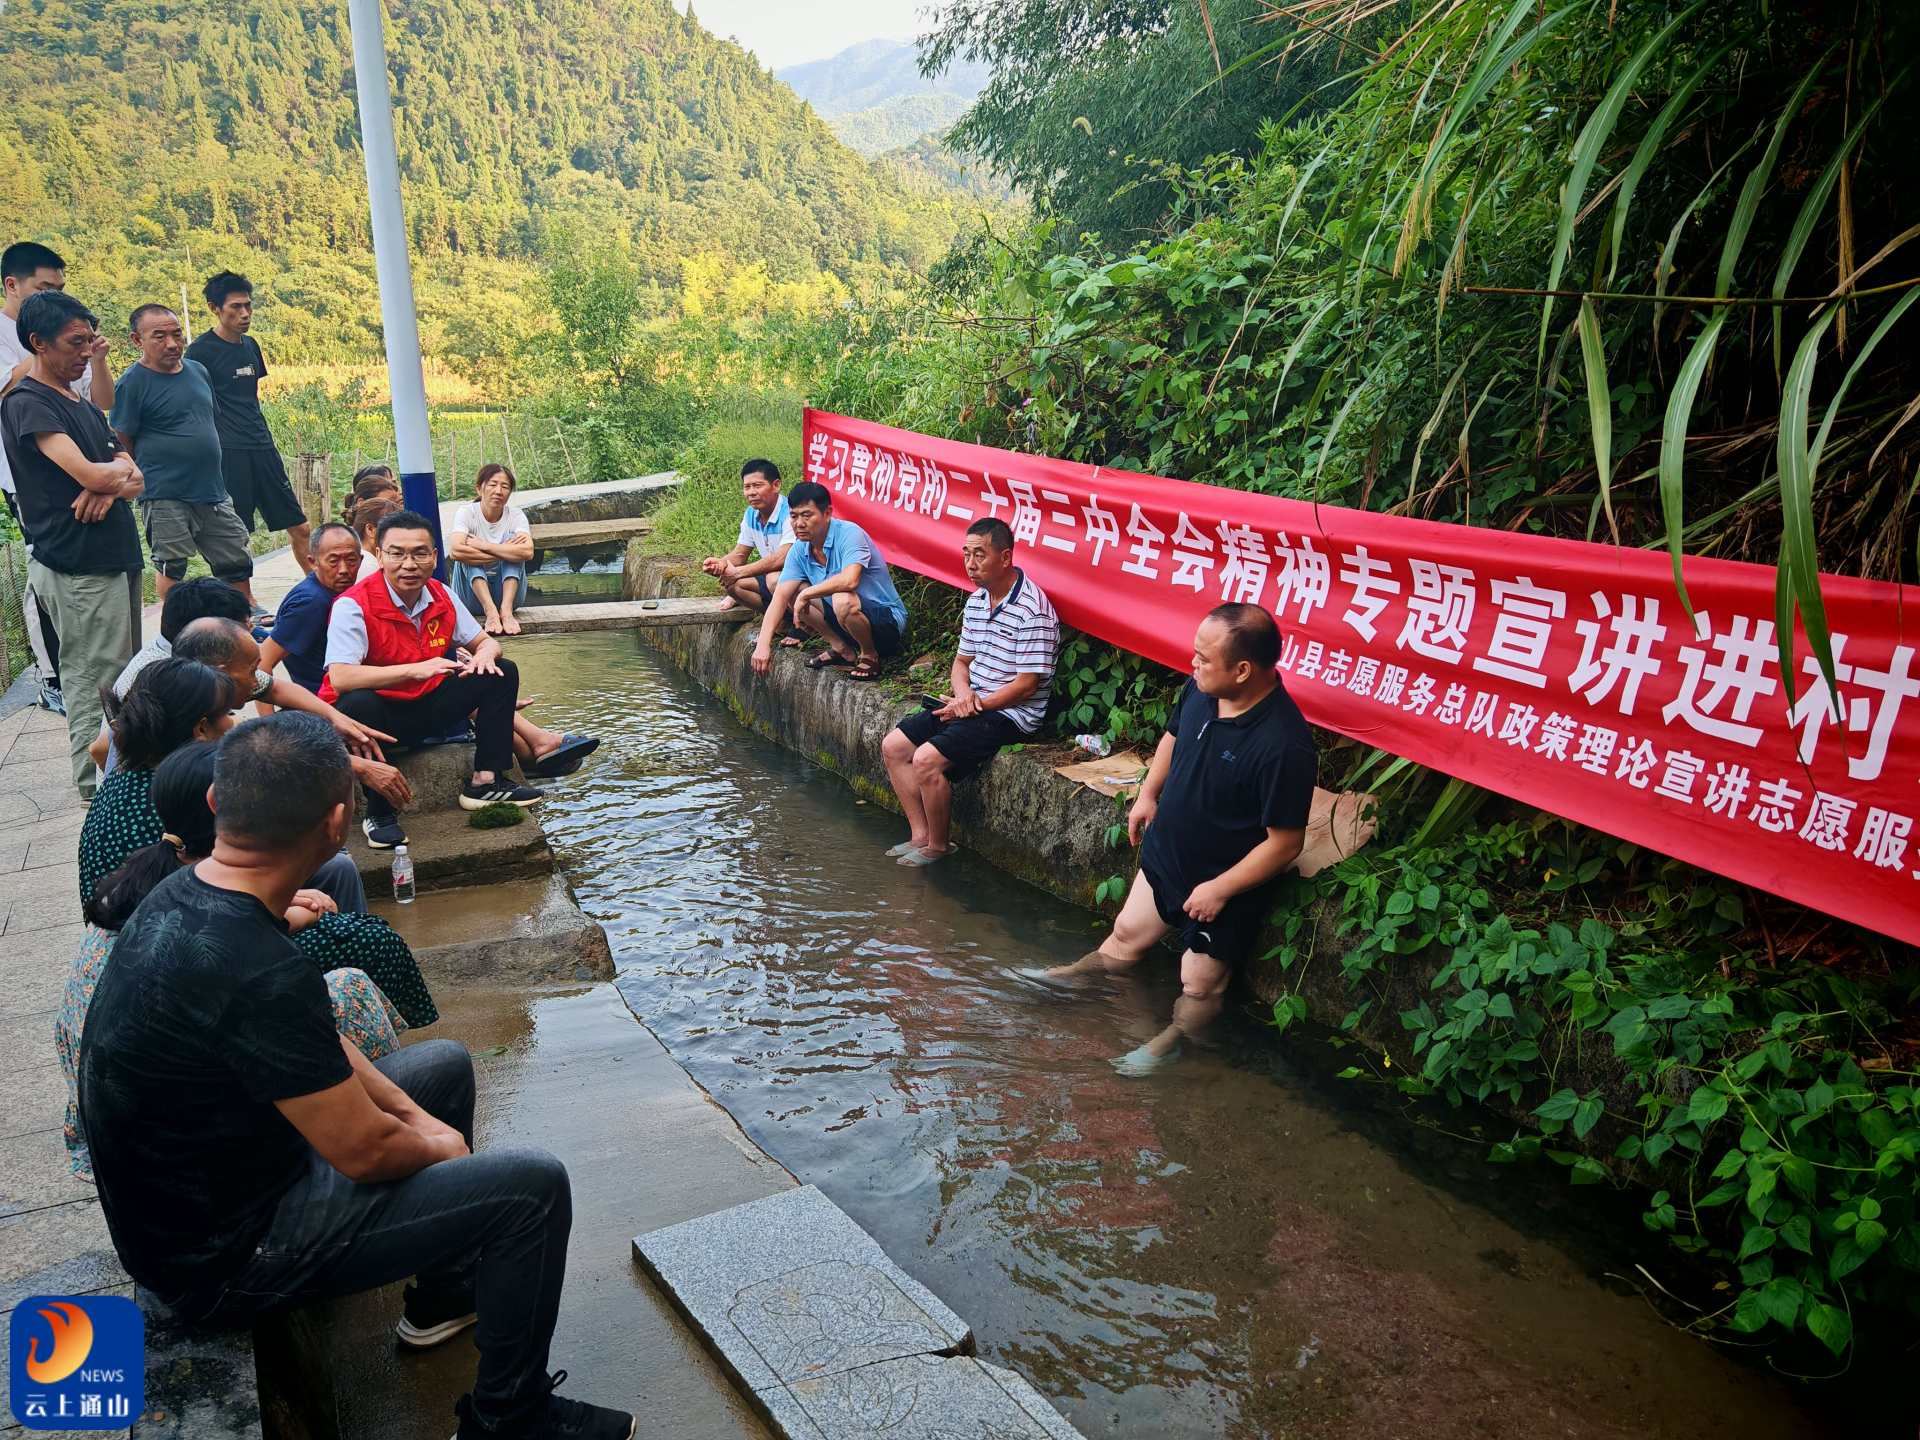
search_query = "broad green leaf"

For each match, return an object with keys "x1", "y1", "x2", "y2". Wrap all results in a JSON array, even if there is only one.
[
  {"x1": 1656, "y1": 308, "x2": 1728, "y2": 622},
  {"x1": 1540, "y1": 2, "x2": 1705, "y2": 353},
  {"x1": 1778, "y1": 1213, "x2": 1813, "y2": 1254},
  {"x1": 1572, "y1": 1093, "x2": 1605, "y2": 1138},
  {"x1": 1604, "y1": 43, "x2": 1735, "y2": 283},
  {"x1": 1578, "y1": 297, "x2": 1616, "y2": 542},
  {"x1": 1777, "y1": 304, "x2": 1843, "y2": 697},
  {"x1": 1756, "y1": 1275, "x2": 1805, "y2": 1327},
  {"x1": 1806, "y1": 1303, "x2": 1853, "y2": 1356},
  {"x1": 1737, "y1": 1225, "x2": 1776, "y2": 1261},
  {"x1": 1534, "y1": 1087, "x2": 1581, "y2": 1121},
  {"x1": 1688, "y1": 1086, "x2": 1730, "y2": 1126}
]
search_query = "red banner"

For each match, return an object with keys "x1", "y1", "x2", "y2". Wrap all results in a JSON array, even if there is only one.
[{"x1": 805, "y1": 409, "x2": 1920, "y2": 944}]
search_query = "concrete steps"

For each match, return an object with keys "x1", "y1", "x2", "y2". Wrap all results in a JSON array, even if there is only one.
[{"x1": 370, "y1": 874, "x2": 611, "y2": 986}]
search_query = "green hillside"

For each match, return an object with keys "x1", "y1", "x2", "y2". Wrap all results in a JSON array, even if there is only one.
[{"x1": 0, "y1": 0, "x2": 982, "y2": 359}]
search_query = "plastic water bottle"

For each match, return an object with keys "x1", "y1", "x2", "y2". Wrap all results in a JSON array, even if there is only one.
[
  {"x1": 391, "y1": 845, "x2": 415, "y2": 905},
  {"x1": 1074, "y1": 734, "x2": 1112, "y2": 757}
]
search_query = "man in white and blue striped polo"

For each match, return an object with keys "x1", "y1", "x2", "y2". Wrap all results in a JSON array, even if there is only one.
[
  {"x1": 701, "y1": 457, "x2": 794, "y2": 615},
  {"x1": 880, "y1": 516, "x2": 1059, "y2": 866}
]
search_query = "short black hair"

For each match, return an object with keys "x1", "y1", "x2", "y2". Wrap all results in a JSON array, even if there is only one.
[
  {"x1": 214, "y1": 712, "x2": 352, "y2": 848},
  {"x1": 741, "y1": 458, "x2": 781, "y2": 483},
  {"x1": 129, "y1": 303, "x2": 177, "y2": 335},
  {"x1": 787, "y1": 480, "x2": 831, "y2": 513},
  {"x1": 1206, "y1": 602, "x2": 1282, "y2": 670},
  {"x1": 2, "y1": 242, "x2": 65, "y2": 285},
  {"x1": 104, "y1": 659, "x2": 240, "y2": 771},
  {"x1": 159, "y1": 576, "x2": 250, "y2": 642},
  {"x1": 311, "y1": 520, "x2": 359, "y2": 550},
  {"x1": 172, "y1": 616, "x2": 253, "y2": 670},
  {"x1": 376, "y1": 509, "x2": 436, "y2": 547},
  {"x1": 18, "y1": 290, "x2": 95, "y2": 354},
  {"x1": 965, "y1": 517, "x2": 1014, "y2": 553},
  {"x1": 203, "y1": 270, "x2": 252, "y2": 309}
]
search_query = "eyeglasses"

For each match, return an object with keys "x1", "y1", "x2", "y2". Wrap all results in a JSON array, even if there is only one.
[{"x1": 382, "y1": 545, "x2": 435, "y2": 563}]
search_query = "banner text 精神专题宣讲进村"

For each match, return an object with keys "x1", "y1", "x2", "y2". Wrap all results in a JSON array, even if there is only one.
[{"x1": 804, "y1": 408, "x2": 1920, "y2": 944}]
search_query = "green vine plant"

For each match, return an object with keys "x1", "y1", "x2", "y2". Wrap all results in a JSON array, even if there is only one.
[{"x1": 1267, "y1": 812, "x2": 1915, "y2": 1360}]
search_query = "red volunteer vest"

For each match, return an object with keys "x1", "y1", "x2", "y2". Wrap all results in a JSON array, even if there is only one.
[{"x1": 318, "y1": 573, "x2": 460, "y2": 703}]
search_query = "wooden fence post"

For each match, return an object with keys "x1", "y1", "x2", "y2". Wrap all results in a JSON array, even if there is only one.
[{"x1": 293, "y1": 453, "x2": 331, "y2": 531}]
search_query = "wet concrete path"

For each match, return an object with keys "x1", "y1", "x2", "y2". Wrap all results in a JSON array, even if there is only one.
[
  {"x1": 287, "y1": 983, "x2": 787, "y2": 1440},
  {"x1": 506, "y1": 631, "x2": 1838, "y2": 1440}
]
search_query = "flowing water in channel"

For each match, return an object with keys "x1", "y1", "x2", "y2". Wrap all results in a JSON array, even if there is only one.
[{"x1": 512, "y1": 633, "x2": 1837, "y2": 1440}]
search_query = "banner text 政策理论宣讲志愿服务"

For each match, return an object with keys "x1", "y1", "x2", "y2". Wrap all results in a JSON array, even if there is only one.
[{"x1": 803, "y1": 407, "x2": 1920, "y2": 944}]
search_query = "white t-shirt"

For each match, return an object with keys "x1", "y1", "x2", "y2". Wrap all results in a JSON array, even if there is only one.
[
  {"x1": 0, "y1": 319, "x2": 106, "y2": 497},
  {"x1": 736, "y1": 494, "x2": 795, "y2": 560},
  {"x1": 452, "y1": 499, "x2": 530, "y2": 547}
]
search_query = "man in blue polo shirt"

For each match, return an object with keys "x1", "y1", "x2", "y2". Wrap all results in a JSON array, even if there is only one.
[
  {"x1": 750, "y1": 480, "x2": 907, "y2": 683},
  {"x1": 1046, "y1": 603, "x2": 1317, "y2": 1074},
  {"x1": 261, "y1": 521, "x2": 363, "y2": 692},
  {"x1": 701, "y1": 457, "x2": 793, "y2": 614}
]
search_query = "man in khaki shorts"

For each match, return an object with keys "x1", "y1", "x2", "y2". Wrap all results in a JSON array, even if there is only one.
[{"x1": 111, "y1": 304, "x2": 257, "y2": 605}]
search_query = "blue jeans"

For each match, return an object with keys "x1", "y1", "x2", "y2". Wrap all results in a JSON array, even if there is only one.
[
  {"x1": 452, "y1": 559, "x2": 528, "y2": 617},
  {"x1": 183, "y1": 1041, "x2": 571, "y2": 1428}
]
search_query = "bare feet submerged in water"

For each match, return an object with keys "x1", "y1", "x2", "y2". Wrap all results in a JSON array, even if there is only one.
[{"x1": 1044, "y1": 950, "x2": 1115, "y2": 980}]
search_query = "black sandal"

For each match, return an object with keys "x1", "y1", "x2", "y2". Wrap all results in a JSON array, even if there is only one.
[
  {"x1": 848, "y1": 656, "x2": 882, "y2": 681},
  {"x1": 806, "y1": 650, "x2": 855, "y2": 669}
]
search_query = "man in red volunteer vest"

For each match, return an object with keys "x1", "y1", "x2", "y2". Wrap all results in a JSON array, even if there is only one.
[{"x1": 323, "y1": 509, "x2": 542, "y2": 848}]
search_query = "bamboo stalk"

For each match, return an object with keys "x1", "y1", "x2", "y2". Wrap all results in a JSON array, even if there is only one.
[{"x1": 1466, "y1": 276, "x2": 1920, "y2": 306}]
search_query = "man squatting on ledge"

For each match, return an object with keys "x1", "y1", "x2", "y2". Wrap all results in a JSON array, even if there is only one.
[
  {"x1": 321, "y1": 509, "x2": 545, "y2": 849},
  {"x1": 81, "y1": 712, "x2": 635, "y2": 1440},
  {"x1": 1048, "y1": 602, "x2": 1319, "y2": 1076}
]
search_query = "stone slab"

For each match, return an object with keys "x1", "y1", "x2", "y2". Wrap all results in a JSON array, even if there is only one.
[
  {"x1": 529, "y1": 517, "x2": 653, "y2": 547},
  {"x1": 369, "y1": 873, "x2": 613, "y2": 984},
  {"x1": 768, "y1": 1355, "x2": 1080, "y2": 1440},
  {"x1": 0, "y1": 1199, "x2": 124, "y2": 1313},
  {"x1": 633, "y1": 1186, "x2": 971, "y2": 1399},
  {"x1": 347, "y1": 807, "x2": 553, "y2": 895},
  {"x1": 513, "y1": 599, "x2": 756, "y2": 635}
]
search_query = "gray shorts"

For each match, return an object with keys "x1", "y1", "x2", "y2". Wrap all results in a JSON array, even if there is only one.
[{"x1": 141, "y1": 498, "x2": 256, "y2": 582}]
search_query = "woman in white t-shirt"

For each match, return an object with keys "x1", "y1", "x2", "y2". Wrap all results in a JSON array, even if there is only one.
[{"x1": 448, "y1": 463, "x2": 534, "y2": 634}]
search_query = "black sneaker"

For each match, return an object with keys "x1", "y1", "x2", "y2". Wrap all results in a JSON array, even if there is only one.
[
  {"x1": 460, "y1": 780, "x2": 544, "y2": 811},
  {"x1": 451, "y1": 1372, "x2": 633, "y2": 1440},
  {"x1": 395, "y1": 1281, "x2": 477, "y2": 1349},
  {"x1": 363, "y1": 814, "x2": 408, "y2": 848}
]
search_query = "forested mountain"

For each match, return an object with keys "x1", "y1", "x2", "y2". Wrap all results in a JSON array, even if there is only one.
[
  {"x1": 0, "y1": 0, "x2": 983, "y2": 357},
  {"x1": 776, "y1": 38, "x2": 987, "y2": 119}
]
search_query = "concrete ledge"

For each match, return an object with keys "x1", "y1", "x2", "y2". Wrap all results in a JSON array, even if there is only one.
[
  {"x1": 347, "y1": 808, "x2": 554, "y2": 894},
  {"x1": 513, "y1": 599, "x2": 757, "y2": 635},
  {"x1": 370, "y1": 874, "x2": 613, "y2": 985},
  {"x1": 139, "y1": 1288, "x2": 263, "y2": 1440},
  {"x1": 353, "y1": 743, "x2": 531, "y2": 818}
]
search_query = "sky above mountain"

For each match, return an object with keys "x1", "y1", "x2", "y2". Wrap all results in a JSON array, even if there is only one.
[{"x1": 688, "y1": 0, "x2": 931, "y2": 67}]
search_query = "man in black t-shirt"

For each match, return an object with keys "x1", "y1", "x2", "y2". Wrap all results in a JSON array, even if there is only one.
[
  {"x1": 81, "y1": 713, "x2": 634, "y2": 1440},
  {"x1": 184, "y1": 270, "x2": 311, "y2": 585},
  {"x1": 1046, "y1": 603, "x2": 1317, "y2": 1074},
  {"x1": 0, "y1": 289, "x2": 145, "y2": 798}
]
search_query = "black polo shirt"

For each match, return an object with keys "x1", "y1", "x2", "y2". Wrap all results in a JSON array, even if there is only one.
[{"x1": 1140, "y1": 675, "x2": 1317, "y2": 897}]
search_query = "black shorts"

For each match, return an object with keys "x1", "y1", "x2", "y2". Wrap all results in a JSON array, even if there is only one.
[
  {"x1": 755, "y1": 572, "x2": 773, "y2": 606},
  {"x1": 220, "y1": 448, "x2": 307, "y2": 534},
  {"x1": 895, "y1": 706, "x2": 1026, "y2": 785},
  {"x1": 1140, "y1": 859, "x2": 1275, "y2": 967},
  {"x1": 817, "y1": 593, "x2": 903, "y2": 658}
]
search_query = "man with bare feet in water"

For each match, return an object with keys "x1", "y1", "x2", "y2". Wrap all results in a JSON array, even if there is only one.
[{"x1": 1046, "y1": 603, "x2": 1316, "y2": 1074}]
